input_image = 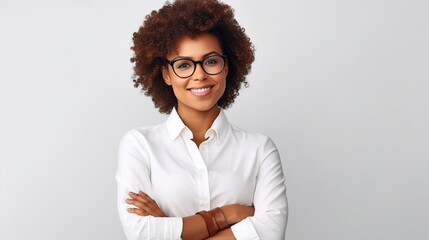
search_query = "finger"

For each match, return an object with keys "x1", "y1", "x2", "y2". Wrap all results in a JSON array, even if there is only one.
[
  {"x1": 130, "y1": 191, "x2": 166, "y2": 217},
  {"x1": 135, "y1": 192, "x2": 166, "y2": 217},
  {"x1": 130, "y1": 191, "x2": 153, "y2": 203},
  {"x1": 138, "y1": 191, "x2": 154, "y2": 201},
  {"x1": 129, "y1": 192, "x2": 151, "y2": 205},
  {"x1": 127, "y1": 207, "x2": 149, "y2": 216},
  {"x1": 127, "y1": 193, "x2": 158, "y2": 214},
  {"x1": 138, "y1": 191, "x2": 151, "y2": 199},
  {"x1": 129, "y1": 191, "x2": 149, "y2": 198},
  {"x1": 127, "y1": 199, "x2": 160, "y2": 217},
  {"x1": 126, "y1": 198, "x2": 151, "y2": 211},
  {"x1": 136, "y1": 192, "x2": 160, "y2": 211},
  {"x1": 138, "y1": 191, "x2": 157, "y2": 204},
  {"x1": 129, "y1": 192, "x2": 144, "y2": 200}
]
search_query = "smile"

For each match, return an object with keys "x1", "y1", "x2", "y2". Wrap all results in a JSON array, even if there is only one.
[{"x1": 189, "y1": 86, "x2": 213, "y2": 96}]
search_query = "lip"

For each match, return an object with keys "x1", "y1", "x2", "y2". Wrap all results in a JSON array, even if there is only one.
[{"x1": 188, "y1": 85, "x2": 214, "y2": 97}]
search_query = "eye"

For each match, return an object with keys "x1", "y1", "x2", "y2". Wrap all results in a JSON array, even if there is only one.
[
  {"x1": 174, "y1": 60, "x2": 193, "y2": 69},
  {"x1": 204, "y1": 56, "x2": 220, "y2": 66}
]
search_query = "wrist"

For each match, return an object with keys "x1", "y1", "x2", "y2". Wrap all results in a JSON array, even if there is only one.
[
  {"x1": 195, "y1": 207, "x2": 230, "y2": 237},
  {"x1": 211, "y1": 207, "x2": 229, "y2": 230},
  {"x1": 196, "y1": 210, "x2": 218, "y2": 237},
  {"x1": 220, "y1": 205, "x2": 238, "y2": 224}
]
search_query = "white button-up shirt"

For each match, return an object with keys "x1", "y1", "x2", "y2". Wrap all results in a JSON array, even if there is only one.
[{"x1": 116, "y1": 109, "x2": 288, "y2": 239}]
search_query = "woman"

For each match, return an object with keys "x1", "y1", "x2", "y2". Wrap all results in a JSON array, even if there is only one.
[{"x1": 116, "y1": 0, "x2": 288, "y2": 239}]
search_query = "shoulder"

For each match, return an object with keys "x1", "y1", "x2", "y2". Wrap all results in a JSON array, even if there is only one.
[
  {"x1": 226, "y1": 124, "x2": 280, "y2": 165},
  {"x1": 117, "y1": 123, "x2": 168, "y2": 169},
  {"x1": 119, "y1": 123, "x2": 167, "y2": 148},
  {"x1": 228, "y1": 124, "x2": 277, "y2": 152}
]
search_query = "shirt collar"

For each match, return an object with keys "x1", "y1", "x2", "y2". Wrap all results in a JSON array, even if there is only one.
[
  {"x1": 205, "y1": 110, "x2": 228, "y2": 143},
  {"x1": 166, "y1": 107, "x2": 229, "y2": 143},
  {"x1": 166, "y1": 107, "x2": 191, "y2": 140}
]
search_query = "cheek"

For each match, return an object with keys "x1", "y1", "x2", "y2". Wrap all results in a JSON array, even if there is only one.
[
  {"x1": 221, "y1": 80, "x2": 226, "y2": 93},
  {"x1": 170, "y1": 79, "x2": 188, "y2": 94},
  {"x1": 174, "y1": 80, "x2": 187, "y2": 89},
  {"x1": 219, "y1": 76, "x2": 227, "y2": 92}
]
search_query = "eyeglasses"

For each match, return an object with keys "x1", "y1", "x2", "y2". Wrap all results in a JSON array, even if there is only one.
[{"x1": 164, "y1": 54, "x2": 226, "y2": 78}]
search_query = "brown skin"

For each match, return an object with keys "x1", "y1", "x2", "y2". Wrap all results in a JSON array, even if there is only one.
[
  {"x1": 127, "y1": 191, "x2": 255, "y2": 240},
  {"x1": 126, "y1": 191, "x2": 166, "y2": 217},
  {"x1": 128, "y1": 0, "x2": 256, "y2": 238},
  {"x1": 131, "y1": 0, "x2": 255, "y2": 114},
  {"x1": 126, "y1": 33, "x2": 255, "y2": 239},
  {"x1": 162, "y1": 33, "x2": 227, "y2": 147}
]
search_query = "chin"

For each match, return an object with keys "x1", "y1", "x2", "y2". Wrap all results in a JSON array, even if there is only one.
[
  {"x1": 188, "y1": 102, "x2": 219, "y2": 112},
  {"x1": 195, "y1": 105, "x2": 218, "y2": 112}
]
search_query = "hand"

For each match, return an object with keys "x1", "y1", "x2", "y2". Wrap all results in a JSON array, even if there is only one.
[
  {"x1": 126, "y1": 191, "x2": 166, "y2": 217},
  {"x1": 221, "y1": 204, "x2": 254, "y2": 224}
]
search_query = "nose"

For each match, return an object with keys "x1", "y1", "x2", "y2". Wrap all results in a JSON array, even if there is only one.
[{"x1": 192, "y1": 62, "x2": 207, "y2": 80}]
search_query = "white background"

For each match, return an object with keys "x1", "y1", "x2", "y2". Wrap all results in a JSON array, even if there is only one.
[{"x1": 1, "y1": 0, "x2": 428, "y2": 239}]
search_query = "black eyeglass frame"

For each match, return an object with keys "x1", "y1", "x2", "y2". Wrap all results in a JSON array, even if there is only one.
[{"x1": 164, "y1": 54, "x2": 227, "y2": 78}]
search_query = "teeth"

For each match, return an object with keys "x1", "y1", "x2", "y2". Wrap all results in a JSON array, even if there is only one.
[{"x1": 191, "y1": 87, "x2": 211, "y2": 93}]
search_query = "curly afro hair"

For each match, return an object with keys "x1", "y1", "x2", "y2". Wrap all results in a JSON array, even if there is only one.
[{"x1": 131, "y1": 0, "x2": 255, "y2": 114}]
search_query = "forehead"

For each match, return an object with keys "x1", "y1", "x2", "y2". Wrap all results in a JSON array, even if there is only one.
[{"x1": 168, "y1": 33, "x2": 222, "y2": 58}]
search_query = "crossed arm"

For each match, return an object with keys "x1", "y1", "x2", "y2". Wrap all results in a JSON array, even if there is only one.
[
  {"x1": 117, "y1": 133, "x2": 287, "y2": 239},
  {"x1": 126, "y1": 191, "x2": 254, "y2": 240}
]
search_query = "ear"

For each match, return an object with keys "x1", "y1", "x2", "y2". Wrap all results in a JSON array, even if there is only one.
[{"x1": 162, "y1": 66, "x2": 172, "y2": 86}]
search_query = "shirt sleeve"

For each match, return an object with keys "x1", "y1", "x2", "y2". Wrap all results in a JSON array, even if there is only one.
[
  {"x1": 116, "y1": 130, "x2": 183, "y2": 240},
  {"x1": 231, "y1": 138, "x2": 288, "y2": 240}
]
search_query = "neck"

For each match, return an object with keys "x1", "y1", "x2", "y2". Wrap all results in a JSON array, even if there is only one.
[{"x1": 177, "y1": 105, "x2": 220, "y2": 146}]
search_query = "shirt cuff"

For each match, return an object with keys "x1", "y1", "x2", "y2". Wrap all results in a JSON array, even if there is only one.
[
  {"x1": 153, "y1": 216, "x2": 183, "y2": 240},
  {"x1": 124, "y1": 216, "x2": 183, "y2": 240},
  {"x1": 162, "y1": 216, "x2": 183, "y2": 240},
  {"x1": 230, "y1": 217, "x2": 260, "y2": 240}
]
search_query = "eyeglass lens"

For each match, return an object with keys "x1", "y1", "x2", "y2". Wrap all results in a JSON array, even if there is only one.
[{"x1": 172, "y1": 55, "x2": 225, "y2": 78}]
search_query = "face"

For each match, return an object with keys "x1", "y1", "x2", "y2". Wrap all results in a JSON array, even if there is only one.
[{"x1": 162, "y1": 33, "x2": 228, "y2": 115}]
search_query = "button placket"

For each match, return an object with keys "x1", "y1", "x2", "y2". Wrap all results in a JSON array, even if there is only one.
[{"x1": 185, "y1": 138, "x2": 210, "y2": 209}]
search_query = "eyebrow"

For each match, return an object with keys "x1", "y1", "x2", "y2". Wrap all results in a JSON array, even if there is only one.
[{"x1": 171, "y1": 51, "x2": 221, "y2": 61}]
